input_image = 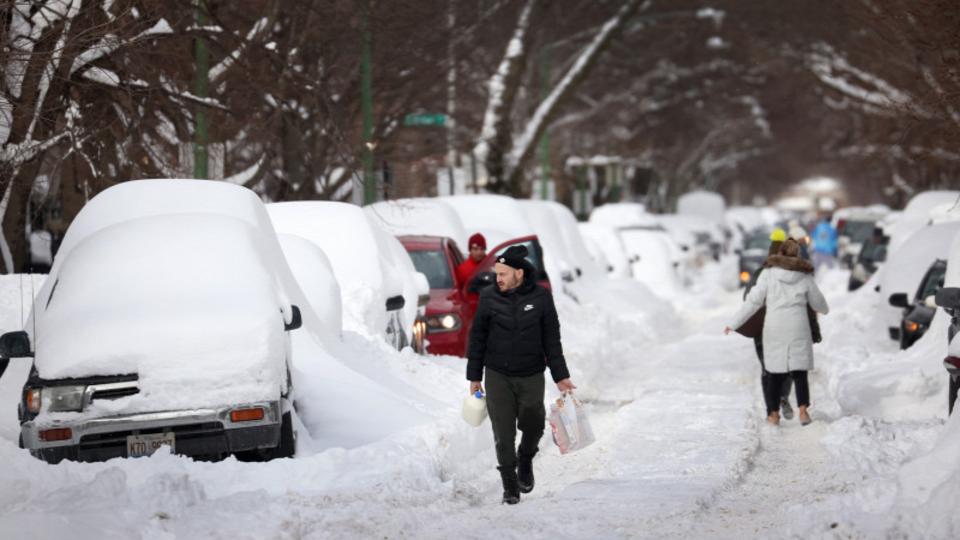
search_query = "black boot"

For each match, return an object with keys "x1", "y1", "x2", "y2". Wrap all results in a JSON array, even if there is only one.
[
  {"x1": 498, "y1": 466, "x2": 520, "y2": 504},
  {"x1": 517, "y1": 449, "x2": 537, "y2": 493}
]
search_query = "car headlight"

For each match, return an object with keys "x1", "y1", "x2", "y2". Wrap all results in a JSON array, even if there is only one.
[
  {"x1": 41, "y1": 385, "x2": 86, "y2": 412},
  {"x1": 740, "y1": 271, "x2": 751, "y2": 283},
  {"x1": 426, "y1": 313, "x2": 462, "y2": 333}
]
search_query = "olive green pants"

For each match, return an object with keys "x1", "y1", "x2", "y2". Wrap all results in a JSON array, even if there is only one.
[{"x1": 485, "y1": 368, "x2": 546, "y2": 468}]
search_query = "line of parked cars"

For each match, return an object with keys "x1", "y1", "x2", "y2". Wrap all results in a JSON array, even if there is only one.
[{"x1": 0, "y1": 178, "x2": 757, "y2": 464}]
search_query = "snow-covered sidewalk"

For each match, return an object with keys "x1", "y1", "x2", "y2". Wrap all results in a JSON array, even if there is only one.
[{"x1": 0, "y1": 268, "x2": 777, "y2": 539}]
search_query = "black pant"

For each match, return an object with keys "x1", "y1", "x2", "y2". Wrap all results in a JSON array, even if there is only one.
[
  {"x1": 485, "y1": 368, "x2": 545, "y2": 468},
  {"x1": 754, "y1": 337, "x2": 791, "y2": 405},
  {"x1": 765, "y1": 371, "x2": 809, "y2": 415}
]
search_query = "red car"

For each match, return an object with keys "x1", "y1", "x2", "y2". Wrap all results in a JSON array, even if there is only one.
[{"x1": 399, "y1": 235, "x2": 551, "y2": 357}]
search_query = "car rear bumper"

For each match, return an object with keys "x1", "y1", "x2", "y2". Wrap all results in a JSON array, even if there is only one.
[{"x1": 21, "y1": 400, "x2": 281, "y2": 463}]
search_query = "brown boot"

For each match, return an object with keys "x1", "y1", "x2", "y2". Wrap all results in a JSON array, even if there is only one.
[
  {"x1": 798, "y1": 406, "x2": 812, "y2": 426},
  {"x1": 766, "y1": 411, "x2": 780, "y2": 426}
]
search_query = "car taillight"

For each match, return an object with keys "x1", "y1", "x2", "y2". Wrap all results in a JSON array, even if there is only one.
[
  {"x1": 944, "y1": 356, "x2": 960, "y2": 370},
  {"x1": 230, "y1": 407, "x2": 265, "y2": 422},
  {"x1": 904, "y1": 321, "x2": 920, "y2": 333},
  {"x1": 39, "y1": 428, "x2": 72, "y2": 442},
  {"x1": 25, "y1": 388, "x2": 41, "y2": 414},
  {"x1": 740, "y1": 271, "x2": 751, "y2": 283}
]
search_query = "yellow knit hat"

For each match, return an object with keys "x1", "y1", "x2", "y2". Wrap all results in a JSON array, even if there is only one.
[{"x1": 769, "y1": 228, "x2": 787, "y2": 242}]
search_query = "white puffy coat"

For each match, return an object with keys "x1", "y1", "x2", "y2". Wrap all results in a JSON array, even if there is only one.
[{"x1": 730, "y1": 267, "x2": 829, "y2": 372}]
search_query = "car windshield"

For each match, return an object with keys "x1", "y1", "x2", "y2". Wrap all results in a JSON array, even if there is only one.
[
  {"x1": 746, "y1": 234, "x2": 769, "y2": 251},
  {"x1": 859, "y1": 237, "x2": 889, "y2": 263},
  {"x1": 841, "y1": 220, "x2": 875, "y2": 243},
  {"x1": 918, "y1": 262, "x2": 947, "y2": 301},
  {"x1": 407, "y1": 249, "x2": 453, "y2": 289}
]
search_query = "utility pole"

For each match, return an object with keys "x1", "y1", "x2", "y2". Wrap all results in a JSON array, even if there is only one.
[
  {"x1": 193, "y1": 0, "x2": 209, "y2": 179},
  {"x1": 538, "y1": 47, "x2": 551, "y2": 200},
  {"x1": 361, "y1": 1, "x2": 375, "y2": 205},
  {"x1": 446, "y1": 0, "x2": 458, "y2": 196}
]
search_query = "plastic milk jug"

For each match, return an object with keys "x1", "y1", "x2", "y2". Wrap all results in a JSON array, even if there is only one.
[{"x1": 461, "y1": 391, "x2": 488, "y2": 426}]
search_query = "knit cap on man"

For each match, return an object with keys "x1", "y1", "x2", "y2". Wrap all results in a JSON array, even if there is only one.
[{"x1": 497, "y1": 245, "x2": 529, "y2": 270}]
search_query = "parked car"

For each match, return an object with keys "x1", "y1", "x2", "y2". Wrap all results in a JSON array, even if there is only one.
[
  {"x1": 737, "y1": 229, "x2": 771, "y2": 287},
  {"x1": 375, "y1": 197, "x2": 552, "y2": 357},
  {"x1": 835, "y1": 207, "x2": 887, "y2": 268},
  {"x1": 398, "y1": 235, "x2": 470, "y2": 357},
  {"x1": 848, "y1": 227, "x2": 889, "y2": 291},
  {"x1": 267, "y1": 202, "x2": 428, "y2": 353},
  {"x1": 877, "y1": 221, "x2": 960, "y2": 343},
  {"x1": 7, "y1": 180, "x2": 303, "y2": 463},
  {"x1": 889, "y1": 259, "x2": 946, "y2": 349}
]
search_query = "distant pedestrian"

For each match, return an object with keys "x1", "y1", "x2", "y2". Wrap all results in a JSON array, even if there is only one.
[
  {"x1": 743, "y1": 227, "x2": 793, "y2": 420},
  {"x1": 467, "y1": 245, "x2": 576, "y2": 504},
  {"x1": 812, "y1": 215, "x2": 838, "y2": 271},
  {"x1": 725, "y1": 238, "x2": 829, "y2": 426},
  {"x1": 456, "y1": 233, "x2": 487, "y2": 284}
]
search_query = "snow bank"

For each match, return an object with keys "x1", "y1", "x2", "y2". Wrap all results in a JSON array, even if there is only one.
[{"x1": 619, "y1": 228, "x2": 680, "y2": 298}]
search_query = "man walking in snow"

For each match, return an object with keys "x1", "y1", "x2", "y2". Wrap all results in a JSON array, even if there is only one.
[
  {"x1": 467, "y1": 245, "x2": 576, "y2": 505},
  {"x1": 456, "y1": 232, "x2": 487, "y2": 285}
]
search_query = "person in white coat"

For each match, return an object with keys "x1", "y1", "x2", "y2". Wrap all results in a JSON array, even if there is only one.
[{"x1": 725, "y1": 239, "x2": 829, "y2": 425}]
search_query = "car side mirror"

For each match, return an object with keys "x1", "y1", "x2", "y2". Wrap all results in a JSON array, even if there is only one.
[
  {"x1": 888, "y1": 293, "x2": 909, "y2": 308},
  {"x1": 925, "y1": 295, "x2": 938, "y2": 309},
  {"x1": 284, "y1": 305, "x2": 303, "y2": 332},
  {"x1": 468, "y1": 271, "x2": 495, "y2": 293},
  {"x1": 385, "y1": 295, "x2": 406, "y2": 311},
  {"x1": 0, "y1": 331, "x2": 32, "y2": 358},
  {"x1": 936, "y1": 287, "x2": 960, "y2": 309}
]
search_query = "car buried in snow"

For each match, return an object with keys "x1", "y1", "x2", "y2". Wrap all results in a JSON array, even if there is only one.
[
  {"x1": 7, "y1": 180, "x2": 304, "y2": 463},
  {"x1": 888, "y1": 259, "x2": 945, "y2": 349}
]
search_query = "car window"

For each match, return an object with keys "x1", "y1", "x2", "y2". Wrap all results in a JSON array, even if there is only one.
[
  {"x1": 746, "y1": 234, "x2": 769, "y2": 250},
  {"x1": 843, "y1": 221, "x2": 876, "y2": 243},
  {"x1": 408, "y1": 249, "x2": 453, "y2": 289},
  {"x1": 918, "y1": 262, "x2": 947, "y2": 301}
]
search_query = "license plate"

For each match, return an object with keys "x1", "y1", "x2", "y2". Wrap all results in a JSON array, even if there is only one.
[{"x1": 126, "y1": 432, "x2": 175, "y2": 458}]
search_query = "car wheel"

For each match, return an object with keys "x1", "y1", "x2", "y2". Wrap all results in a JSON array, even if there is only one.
[
  {"x1": 949, "y1": 376, "x2": 960, "y2": 415},
  {"x1": 271, "y1": 411, "x2": 297, "y2": 459}
]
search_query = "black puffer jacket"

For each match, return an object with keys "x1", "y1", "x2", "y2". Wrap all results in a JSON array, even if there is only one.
[{"x1": 466, "y1": 274, "x2": 569, "y2": 383}]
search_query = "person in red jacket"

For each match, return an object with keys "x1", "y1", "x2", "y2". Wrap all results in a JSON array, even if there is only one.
[{"x1": 456, "y1": 233, "x2": 487, "y2": 284}]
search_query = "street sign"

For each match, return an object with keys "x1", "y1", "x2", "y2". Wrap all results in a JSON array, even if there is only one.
[{"x1": 404, "y1": 113, "x2": 447, "y2": 127}]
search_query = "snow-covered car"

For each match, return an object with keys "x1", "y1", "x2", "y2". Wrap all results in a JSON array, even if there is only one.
[
  {"x1": 887, "y1": 191, "x2": 960, "y2": 253},
  {"x1": 578, "y1": 222, "x2": 632, "y2": 278},
  {"x1": 878, "y1": 221, "x2": 960, "y2": 343},
  {"x1": 848, "y1": 226, "x2": 889, "y2": 291},
  {"x1": 888, "y1": 258, "x2": 945, "y2": 349},
  {"x1": 933, "y1": 233, "x2": 960, "y2": 414},
  {"x1": 5, "y1": 180, "x2": 304, "y2": 463},
  {"x1": 834, "y1": 206, "x2": 888, "y2": 268},
  {"x1": 267, "y1": 202, "x2": 428, "y2": 353},
  {"x1": 738, "y1": 229, "x2": 772, "y2": 287}
]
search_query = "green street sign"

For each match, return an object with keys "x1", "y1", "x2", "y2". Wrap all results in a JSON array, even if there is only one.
[{"x1": 404, "y1": 113, "x2": 447, "y2": 127}]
